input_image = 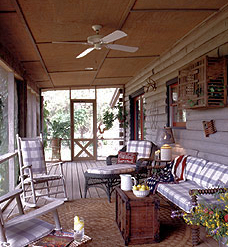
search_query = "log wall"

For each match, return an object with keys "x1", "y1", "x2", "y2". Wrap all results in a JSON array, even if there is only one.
[{"x1": 125, "y1": 6, "x2": 228, "y2": 165}]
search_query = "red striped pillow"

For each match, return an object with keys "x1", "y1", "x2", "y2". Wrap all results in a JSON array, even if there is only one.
[{"x1": 117, "y1": 151, "x2": 138, "y2": 164}]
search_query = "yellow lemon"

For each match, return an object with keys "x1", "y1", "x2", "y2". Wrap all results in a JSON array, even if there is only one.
[
  {"x1": 132, "y1": 185, "x2": 138, "y2": 191},
  {"x1": 78, "y1": 221, "x2": 84, "y2": 231},
  {"x1": 139, "y1": 185, "x2": 146, "y2": 191},
  {"x1": 146, "y1": 185, "x2": 150, "y2": 190},
  {"x1": 137, "y1": 184, "x2": 141, "y2": 189}
]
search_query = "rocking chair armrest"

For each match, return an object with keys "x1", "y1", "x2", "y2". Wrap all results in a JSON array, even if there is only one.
[
  {"x1": 46, "y1": 161, "x2": 63, "y2": 167},
  {"x1": 6, "y1": 199, "x2": 64, "y2": 227},
  {"x1": 21, "y1": 164, "x2": 32, "y2": 170},
  {"x1": 46, "y1": 162, "x2": 64, "y2": 175},
  {"x1": 0, "y1": 189, "x2": 23, "y2": 203},
  {"x1": 189, "y1": 187, "x2": 228, "y2": 207}
]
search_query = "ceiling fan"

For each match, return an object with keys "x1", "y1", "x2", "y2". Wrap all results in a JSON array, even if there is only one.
[{"x1": 52, "y1": 25, "x2": 138, "y2": 58}]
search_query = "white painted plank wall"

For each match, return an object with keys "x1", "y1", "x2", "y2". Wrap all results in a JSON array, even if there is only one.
[{"x1": 124, "y1": 6, "x2": 228, "y2": 165}]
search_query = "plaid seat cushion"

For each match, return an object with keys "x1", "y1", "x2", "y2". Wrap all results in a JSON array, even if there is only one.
[
  {"x1": 157, "y1": 180, "x2": 218, "y2": 213},
  {"x1": 21, "y1": 139, "x2": 46, "y2": 174},
  {"x1": 185, "y1": 156, "x2": 207, "y2": 186},
  {"x1": 126, "y1": 140, "x2": 152, "y2": 160},
  {"x1": 5, "y1": 218, "x2": 54, "y2": 247},
  {"x1": 86, "y1": 164, "x2": 136, "y2": 175},
  {"x1": 198, "y1": 162, "x2": 228, "y2": 188}
]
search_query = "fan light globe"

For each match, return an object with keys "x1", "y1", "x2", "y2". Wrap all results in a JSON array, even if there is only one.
[{"x1": 87, "y1": 35, "x2": 103, "y2": 44}]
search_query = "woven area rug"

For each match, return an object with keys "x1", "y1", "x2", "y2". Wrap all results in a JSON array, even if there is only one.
[{"x1": 40, "y1": 198, "x2": 192, "y2": 247}]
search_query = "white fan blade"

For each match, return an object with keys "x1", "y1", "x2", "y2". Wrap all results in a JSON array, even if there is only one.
[
  {"x1": 76, "y1": 47, "x2": 95, "y2": 58},
  {"x1": 101, "y1": 30, "x2": 127, "y2": 43},
  {"x1": 106, "y1": 44, "x2": 138, "y2": 53},
  {"x1": 52, "y1": 41, "x2": 89, "y2": 45}
]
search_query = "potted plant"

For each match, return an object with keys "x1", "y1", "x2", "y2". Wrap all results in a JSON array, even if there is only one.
[
  {"x1": 115, "y1": 102, "x2": 128, "y2": 128},
  {"x1": 183, "y1": 192, "x2": 228, "y2": 246},
  {"x1": 102, "y1": 110, "x2": 115, "y2": 131},
  {"x1": 100, "y1": 103, "x2": 129, "y2": 133},
  {"x1": 48, "y1": 117, "x2": 70, "y2": 160}
]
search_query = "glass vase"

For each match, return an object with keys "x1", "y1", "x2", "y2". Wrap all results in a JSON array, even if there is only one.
[{"x1": 219, "y1": 237, "x2": 228, "y2": 247}]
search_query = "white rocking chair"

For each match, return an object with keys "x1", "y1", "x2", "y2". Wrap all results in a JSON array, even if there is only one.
[
  {"x1": 16, "y1": 134, "x2": 68, "y2": 207},
  {"x1": 0, "y1": 189, "x2": 64, "y2": 247}
]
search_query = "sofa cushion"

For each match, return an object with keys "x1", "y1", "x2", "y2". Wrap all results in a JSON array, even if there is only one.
[
  {"x1": 198, "y1": 162, "x2": 228, "y2": 188},
  {"x1": 157, "y1": 180, "x2": 218, "y2": 213},
  {"x1": 126, "y1": 140, "x2": 152, "y2": 159},
  {"x1": 86, "y1": 164, "x2": 136, "y2": 175},
  {"x1": 185, "y1": 156, "x2": 207, "y2": 185}
]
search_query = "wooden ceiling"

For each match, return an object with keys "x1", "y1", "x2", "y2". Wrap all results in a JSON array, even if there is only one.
[{"x1": 0, "y1": 0, "x2": 227, "y2": 89}]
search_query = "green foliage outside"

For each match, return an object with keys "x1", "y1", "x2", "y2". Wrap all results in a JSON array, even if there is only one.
[
  {"x1": 102, "y1": 102, "x2": 128, "y2": 130},
  {"x1": 43, "y1": 98, "x2": 89, "y2": 147},
  {"x1": 102, "y1": 110, "x2": 115, "y2": 130},
  {"x1": 42, "y1": 88, "x2": 122, "y2": 160}
]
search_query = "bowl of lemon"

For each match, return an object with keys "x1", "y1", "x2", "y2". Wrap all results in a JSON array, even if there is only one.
[{"x1": 132, "y1": 184, "x2": 150, "y2": 198}]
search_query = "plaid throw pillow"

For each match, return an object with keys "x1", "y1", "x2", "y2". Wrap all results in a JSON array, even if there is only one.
[{"x1": 117, "y1": 151, "x2": 138, "y2": 164}]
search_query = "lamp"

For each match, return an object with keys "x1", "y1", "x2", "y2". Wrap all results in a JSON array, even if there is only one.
[{"x1": 156, "y1": 127, "x2": 175, "y2": 160}]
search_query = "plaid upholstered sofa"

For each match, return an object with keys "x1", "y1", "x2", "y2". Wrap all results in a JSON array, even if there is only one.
[{"x1": 156, "y1": 155, "x2": 228, "y2": 245}]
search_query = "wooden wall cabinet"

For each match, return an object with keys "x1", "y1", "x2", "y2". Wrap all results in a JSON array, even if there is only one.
[{"x1": 178, "y1": 56, "x2": 227, "y2": 109}]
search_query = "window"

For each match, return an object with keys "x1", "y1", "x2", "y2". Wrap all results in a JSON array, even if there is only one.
[
  {"x1": 134, "y1": 94, "x2": 145, "y2": 140},
  {"x1": 167, "y1": 78, "x2": 186, "y2": 128},
  {"x1": 130, "y1": 88, "x2": 146, "y2": 140}
]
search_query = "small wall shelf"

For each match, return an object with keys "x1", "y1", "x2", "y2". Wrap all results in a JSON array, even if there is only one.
[{"x1": 178, "y1": 56, "x2": 227, "y2": 109}]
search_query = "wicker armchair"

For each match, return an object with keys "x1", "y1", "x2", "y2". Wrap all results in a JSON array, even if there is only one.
[{"x1": 84, "y1": 140, "x2": 156, "y2": 202}]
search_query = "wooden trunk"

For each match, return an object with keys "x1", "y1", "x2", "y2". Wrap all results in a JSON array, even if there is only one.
[{"x1": 115, "y1": 187, "x2": 160, "y2": 246}]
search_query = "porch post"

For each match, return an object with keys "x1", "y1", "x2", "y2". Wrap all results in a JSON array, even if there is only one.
[
  {"x1": 8, "y1": 72, "x2": 15, "y2": 191},
  {"x1": 17, "y1": 80, "x2": 27, "y2": 137}
]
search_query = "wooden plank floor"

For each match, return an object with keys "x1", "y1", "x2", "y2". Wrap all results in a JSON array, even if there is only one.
[
  {"x1": 2, "y1": 161, "x2": 108, "y2": 219},
  {"x1": 62, "y1": 160, "x2": 107, "y2": 201},
  {"x1": 3, "y1": 161, "x2": 218, "y2": 246}
]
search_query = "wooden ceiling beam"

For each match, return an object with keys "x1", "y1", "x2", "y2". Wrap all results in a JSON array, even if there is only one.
[
  {"x1": 90, "y1": 0, "x2": 137, "y2": 86},
  {"x1": 49, "y1": 70, "x2": 97, "y2": 74},
  {"x1": 96, "y1": 76, "x2": 133, "y2": 79},
  {"x1": 0, "y1": 43, "x2": 24, "y2": 80},
  {"x1": 21, "y1": 60, "x2": 40, "y2": 63},
  {"x1": 0, "y1": 11, "x2": 16, "y2": 14},
  {"x1": 130, "y1": 8, "x2": 219, "y2": 13},
  {"x1": 36, "y1": 41, "x2": 87, "y2": 45},
  {"x1": 107, "y1": 55, "x2": 160, "y2": 59},
  {"x1": 10, "y1": 0, "x2": 55, "y2": 88}
]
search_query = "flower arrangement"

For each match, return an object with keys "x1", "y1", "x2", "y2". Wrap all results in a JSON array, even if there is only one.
[{"x1": 183, "y1": 191, "x2": 228, "y2": 245}]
